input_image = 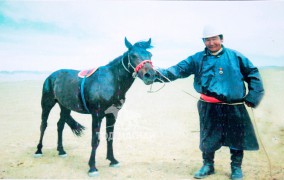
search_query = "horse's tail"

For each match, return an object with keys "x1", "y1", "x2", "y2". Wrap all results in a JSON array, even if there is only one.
[{"x1": 65, "y1": 117, "x2": 85, "y2": 137}]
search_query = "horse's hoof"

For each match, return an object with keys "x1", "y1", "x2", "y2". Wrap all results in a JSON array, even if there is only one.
[
  {"x1": 110, "y1": 162, "x2": 120, "y2": 168},
  {"x1": 88, "y1": 171, "x2": 99, "y2": 177},
  {"x1": 34, "y1": 153, "x2": 43, "y2": 158},
  {"x1": 59, "y1": 153, "x2": 68, "y2": 158}
]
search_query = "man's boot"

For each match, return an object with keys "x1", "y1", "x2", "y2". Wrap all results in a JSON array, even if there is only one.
[
  {"x1": 194, "y1": 152, "x2": 215, "y2": 179},
  {"x1": 230, "y1": 149, "x2": 244, "y2": 180}
]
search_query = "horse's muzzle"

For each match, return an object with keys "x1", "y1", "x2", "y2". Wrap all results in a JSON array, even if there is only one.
[{"x1": 142, "y1": 71, "x2": 156, "y2": 85}]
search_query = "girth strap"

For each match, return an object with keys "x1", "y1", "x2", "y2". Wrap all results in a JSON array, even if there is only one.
[{"x1": 80, "y1": 75, "x2": 90, "y2": 113}]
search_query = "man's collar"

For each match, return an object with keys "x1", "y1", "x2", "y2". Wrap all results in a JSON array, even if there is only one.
[
  {"x1": 210, "y1": 48, "x2": 223, "y2": 56},
  {"x1": 203, "y1": 45, "x2": 225, "y2": 57}
]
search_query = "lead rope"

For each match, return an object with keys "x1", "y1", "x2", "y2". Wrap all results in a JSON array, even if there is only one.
[
  {"x1": 149, "y1": 68, "x2": 200, "y2": 101},
  {"x1": 150, "y1": 67, "x2": 272, "y2": 177},
  {"x1": 251, "y1": 108, "x2": 273, "y2": 178},
  {"x1": 147, "y1": 68, "x2": 170, "y2": 93}
]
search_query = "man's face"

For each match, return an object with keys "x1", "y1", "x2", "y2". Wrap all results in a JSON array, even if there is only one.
[{"x1": 203, "y1": 35, "x2": 223, "y2": 53}]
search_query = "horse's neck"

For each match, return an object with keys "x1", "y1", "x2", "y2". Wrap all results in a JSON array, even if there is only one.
[{"x1": 108, "y1": 56, "x2": 136, "y2": 89}]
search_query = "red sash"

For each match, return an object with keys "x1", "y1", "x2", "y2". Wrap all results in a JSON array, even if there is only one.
[{"x1": 200, "y1": 94, "x2": 223, "y2": 103}]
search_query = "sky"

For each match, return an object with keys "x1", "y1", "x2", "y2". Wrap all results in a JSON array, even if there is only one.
[{"x1": 0, "y1": 1, "x2": 284, "y2": 71}]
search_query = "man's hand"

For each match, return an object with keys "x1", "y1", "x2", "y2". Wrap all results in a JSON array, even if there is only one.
[{"x1": 245, "y1": 100, "x2": 254, "y2": 108}]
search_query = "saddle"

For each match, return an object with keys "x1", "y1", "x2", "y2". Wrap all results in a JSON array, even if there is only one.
[{"x1": 78, "y1": 67, "x2": 98, "y2": 78}]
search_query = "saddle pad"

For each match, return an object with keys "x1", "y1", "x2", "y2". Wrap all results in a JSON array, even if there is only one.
[{"x1": 78, "y1": 67, "x2": 98, "y2": 78}]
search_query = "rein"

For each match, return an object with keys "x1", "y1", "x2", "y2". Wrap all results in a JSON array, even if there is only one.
[{"x1": 147, "y1": 68, "x2": 170, "y2": 93}]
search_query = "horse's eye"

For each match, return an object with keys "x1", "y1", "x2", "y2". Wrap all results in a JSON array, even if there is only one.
[{"x1": 130, "y1": 54, "x2": 137, "y2": 59}]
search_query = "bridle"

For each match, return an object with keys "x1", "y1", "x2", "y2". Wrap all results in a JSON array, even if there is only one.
[
  {"x1": 121, "y1": 52, "x2": 166, "y2": 93},
  {"x1": 121, "y1": 53, "x2": 153, "y2": 78}
]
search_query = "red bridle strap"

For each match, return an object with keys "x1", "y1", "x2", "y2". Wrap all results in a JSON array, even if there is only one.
[{"x1": 135, "y1": 60, "x2": 153, "y2": 73}]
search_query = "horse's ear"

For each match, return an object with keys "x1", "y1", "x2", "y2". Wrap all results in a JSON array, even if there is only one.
[
  {"x1": 147, "y1": 38, "x2": 151, "y2": 47},
  {"x1": 125, "y1": 37, "x2": 132, "y2": 49}
]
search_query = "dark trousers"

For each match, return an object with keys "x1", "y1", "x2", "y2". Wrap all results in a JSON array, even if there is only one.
[{"x1": 197, "y1": 101, "x2": 259, "y2": 153}]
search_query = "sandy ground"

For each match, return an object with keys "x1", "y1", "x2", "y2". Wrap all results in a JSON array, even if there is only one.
[{"x1": 0, "y1": 69, "x2": 283, "y2": 179}]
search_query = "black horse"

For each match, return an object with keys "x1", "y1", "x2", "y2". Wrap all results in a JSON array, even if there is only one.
[{"x1": 34, "y1": 38, "x2": 156, "y2": 176}]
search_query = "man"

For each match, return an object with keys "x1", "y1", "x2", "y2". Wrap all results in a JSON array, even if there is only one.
[{"x1": 156, "y1": 26, "x2": 264, "y2": 180}]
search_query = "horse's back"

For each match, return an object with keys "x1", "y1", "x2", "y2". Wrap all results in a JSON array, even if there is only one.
[
  {"x1": 43, "y1": 69, "x2": 79, "y2": 92},
  {"x1": 48, "y1": 69, "x2": 80, "y2": 79},
  {"x1": 42, "y1": 67, "x2": 116, "y2": 113},
  {"x1": 43, "y1": 69, "x2": 84, "y2": 111}
]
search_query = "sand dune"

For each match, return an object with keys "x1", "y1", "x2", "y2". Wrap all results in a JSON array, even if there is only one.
[{"x1": 0, "y1": 68, "x2": 283, "y2": 179}]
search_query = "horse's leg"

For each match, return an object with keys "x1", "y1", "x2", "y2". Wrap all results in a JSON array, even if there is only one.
[
  {"x1": 104, "y1": 100, "x2": 124, "y2": 167},
  {"x1": 88, "y1": 114, "x2": 103, "y2": 176},
  {"x1": 105, "y1": 113, "x2": 120, "y2": 167},
  {"x1": 34, "y1": 94, "x2": 56, "y2": 157},
  {"x1": 57, "y1": 105, "x2": 70, "y2": 157}
]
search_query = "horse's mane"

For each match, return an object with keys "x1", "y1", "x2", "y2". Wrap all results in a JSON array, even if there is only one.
[
  {"x1": 107, "y1": 40, "x2": 153, "y2": 66},
  {"x1": 133, "y1": 41, "x2": 153, "y2": 49}
]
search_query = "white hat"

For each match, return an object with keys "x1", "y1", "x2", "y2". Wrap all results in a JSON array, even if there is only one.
[{"x1": 202, "y1": 25, "x2": 222, "y2": 38}]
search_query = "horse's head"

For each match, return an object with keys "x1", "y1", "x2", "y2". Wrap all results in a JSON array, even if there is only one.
[{"x1": 124, "y1": 37, "x2": 156, "y2": 85}]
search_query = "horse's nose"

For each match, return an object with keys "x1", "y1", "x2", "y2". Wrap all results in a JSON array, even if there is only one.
[{"x1": 144, "y1": 72, "x2": 151, "y2": 79}]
